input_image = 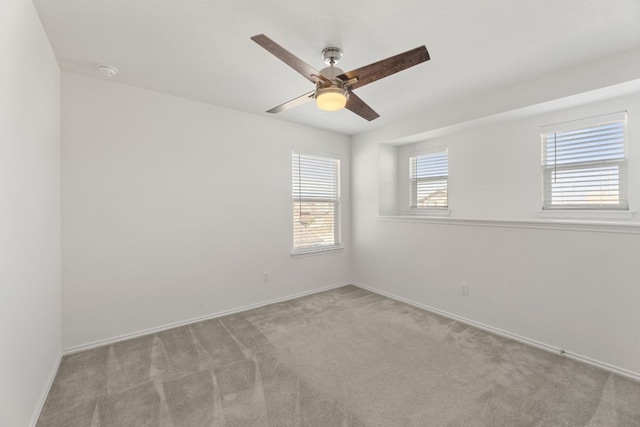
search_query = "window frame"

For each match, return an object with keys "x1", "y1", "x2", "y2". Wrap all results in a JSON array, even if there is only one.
[
  {"x1": 291, "y1": 149, "x2": 342, "y2": 256},
  {"x1": 540, "y1": 111, "x2": 628, "y2": 212},
  {"x1": 408, "y1": 147, "x2": 449, "y2": 213}
]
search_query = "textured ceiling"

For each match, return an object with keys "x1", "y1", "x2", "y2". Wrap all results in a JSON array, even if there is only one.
[{"x1": 34, "y1": 0, "x2": 640, "y2": 135}]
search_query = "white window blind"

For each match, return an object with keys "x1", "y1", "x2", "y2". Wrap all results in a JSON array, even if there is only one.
[
  {"x1": 409, "y1": 149, "x2": 448, "y2": 209},
  {"x1": 541, "y1": 112, "x2": 628, "y2": 210},
  {"x1": 292, "y1": 151, "x2": 340, "y2": 253}
]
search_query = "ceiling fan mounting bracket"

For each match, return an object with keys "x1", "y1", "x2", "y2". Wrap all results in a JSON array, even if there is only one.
[{"x1": 322, "y1": 47, "x2": 343, "y2": 66}]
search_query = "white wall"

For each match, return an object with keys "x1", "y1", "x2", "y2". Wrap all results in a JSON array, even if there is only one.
[
  {"x1": 0, "y1": 0, "x2": 61, "y2": 425},
  {"x1": 61, "y1": 73, "x2": 352, "y2": 349},
  {"x1": 352, "y1": 86, "x2": 640, "y2": 376}
]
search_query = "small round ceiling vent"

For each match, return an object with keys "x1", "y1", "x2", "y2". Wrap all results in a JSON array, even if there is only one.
[{"x1": 97, "y1": 64, "x2": 118, "y2": 78}]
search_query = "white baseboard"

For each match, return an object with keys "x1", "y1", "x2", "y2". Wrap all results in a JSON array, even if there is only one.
[
  {"x1": 353, "y1": 282, "x2": 640, "y2": 382},
  {"x1": 30, "y1": 351, "x2": 63, "y2": 427},
  {"x1": 63, "y1": 282, "x2": 351, "y2": 355},
  {"x1": 62, "y1": 280, "x2": 640, "y2": 381}
]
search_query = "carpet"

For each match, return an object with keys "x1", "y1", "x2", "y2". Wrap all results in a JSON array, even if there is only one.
[{"x1": 37, "y1": 285, "x2": 640, "y2": 426}]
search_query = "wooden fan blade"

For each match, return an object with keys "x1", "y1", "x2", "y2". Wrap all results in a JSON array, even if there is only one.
[
  {"x1": 337, "y1": 46, "x2": 429, "y2": 90},
  {"x1": 251, "y1": 34, "x2": 320, "y2": 84},
  {"x1": 345, "y1": 92, "x2": 380, "y2": 121},
  {"x1": 267, "y1": 90, "x2": 315, "y2": 114}
]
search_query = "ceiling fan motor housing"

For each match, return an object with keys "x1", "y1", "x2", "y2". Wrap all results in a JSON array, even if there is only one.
[
  {"x1": 319, "y1": 66, "x2": 344, "y2": 81},
  {"x1": 317, "y1": 48, "x2": 349, "y2": 110}
]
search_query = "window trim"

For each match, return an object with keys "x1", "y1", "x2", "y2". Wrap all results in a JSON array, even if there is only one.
[
  {"x1": 291, "y1": 149, "x2": 342, "y2": 256},
  {"x1": 540, "y1": 111, "x2": 628, "y2": 213}
]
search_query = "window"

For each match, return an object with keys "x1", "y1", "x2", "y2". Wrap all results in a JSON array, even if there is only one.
[
  {"x1": 541, "y1": 112, "x2": 628, "y2": 210},
  {"x1": 292, "y1": 150, "x2": 341, "y2": 253},
  {"x1": 409, "y1": 149, "x2": 448, "y2": 210}
]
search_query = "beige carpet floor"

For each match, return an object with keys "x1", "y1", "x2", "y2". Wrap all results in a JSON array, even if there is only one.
[{"x1": 37, "y1": 285, "x2": 640, "y2": 426}]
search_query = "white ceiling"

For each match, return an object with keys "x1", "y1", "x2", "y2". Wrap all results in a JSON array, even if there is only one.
[{"x1": 34, "y1": 0, "x2": 640, "y2": 136}]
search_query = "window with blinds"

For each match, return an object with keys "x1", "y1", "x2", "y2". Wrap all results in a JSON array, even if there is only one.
[
  {"x1": 541, "y1": 112, "x2": 628, "y2": 210},
  {"x1": 409, "y1": 149, "x2": 448, "y2": 209},
  {"x1": 292, "y1": 151, "x2": 340, "y2": 253}
]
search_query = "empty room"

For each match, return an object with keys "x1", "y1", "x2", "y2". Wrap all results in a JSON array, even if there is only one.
[{"x1": 3, "y1": 0, "x2": 640, "y2": 425}]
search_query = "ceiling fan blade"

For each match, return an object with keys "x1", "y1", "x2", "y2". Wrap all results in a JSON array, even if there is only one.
[
  {"x1": 338, "y1": 46, "x2": 430, "y2": 90},
  {"x1": 267, "y1": 90, "x2": 316, "y2": 114},
  {"x1": 345, "y1": 92, "x2": 380, "y2": 121},
  {"x1": 251, "y1": 34, "x2": 320, "y2": 84}
]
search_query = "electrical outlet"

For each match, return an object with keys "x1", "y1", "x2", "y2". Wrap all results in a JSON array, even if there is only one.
[
  {"x1": 461, "y1": 283, "x2": 469, "y2": 296},
  {"x1": 263, "y1": 272, "x2": 270, "y2": 283}
]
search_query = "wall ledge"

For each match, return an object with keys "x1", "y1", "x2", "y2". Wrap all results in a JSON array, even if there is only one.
[{"x1": 377, "y1": 215, "x2": 640, "y2": 235}]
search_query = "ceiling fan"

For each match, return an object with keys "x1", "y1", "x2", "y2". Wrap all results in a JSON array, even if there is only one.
[{"x1": 251, "y1": 34, "x2": 430, "y2": 121}]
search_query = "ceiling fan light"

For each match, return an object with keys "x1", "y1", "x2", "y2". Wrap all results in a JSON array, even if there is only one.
[{"x1": 316, "y1": 87, "x2": 347, "y2": 111}]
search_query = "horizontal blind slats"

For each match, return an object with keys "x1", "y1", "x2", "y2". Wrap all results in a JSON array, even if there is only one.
[
  {"x1": 541, "y1": 117, "x2": 627, "y2": 210},
  {"x1": 292, "y1": 152, "x2": 340, "y2": 251},
  {"x1": 544, "y1": 132, "x2": 624, "y2": 148},
  {"x1": 410, "y1": 150, "x2": 448, "y2": 208},
  {"x1": 292, "y1": 153, "x2": 339, "y2": 200},
  {"x1": 547, "y1": 142, "x2": 625, "y2": 156}
]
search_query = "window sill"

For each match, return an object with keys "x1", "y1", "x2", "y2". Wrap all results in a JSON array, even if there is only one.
[
  {"x1": 538, "y1": 209, "x2": 635, "y2": 220},
  {"x1": 291, "y1": 246, "x2": 344, "y2": 258},
  {"x1": 377, "y1": 215, "x2": 640, "y2": 234}
]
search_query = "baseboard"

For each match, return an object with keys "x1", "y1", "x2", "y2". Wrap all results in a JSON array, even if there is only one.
[
  {"x1": 62, "y1": 280, "x2": 640, "y2": 380},
  {"x1": 29, "y1": 351, "x2": 62, "y2": 427},
  {"x1": 63, "y1": 282, "x2": 351, "y2": 355},
  {"x1": 353, "y1": 282, "x2": 640, "y2": 382}
]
